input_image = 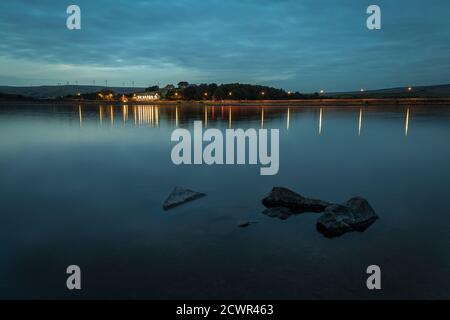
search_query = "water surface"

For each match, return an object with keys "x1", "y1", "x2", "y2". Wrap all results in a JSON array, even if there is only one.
[{"x1": 1, "y1": 103, "x2": 450, "y2": 299}]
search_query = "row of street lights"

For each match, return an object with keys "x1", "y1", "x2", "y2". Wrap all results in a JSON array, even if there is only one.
[{"x1": 318, "y1": 86, "x2": 414, "y2": 95}]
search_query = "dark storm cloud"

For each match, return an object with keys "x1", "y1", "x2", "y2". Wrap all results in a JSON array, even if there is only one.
[{"x1": 0, "y1": 0, "x2": 449, "y2": 90}]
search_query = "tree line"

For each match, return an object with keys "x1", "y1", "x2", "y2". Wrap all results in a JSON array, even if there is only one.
[{"x1": 163, "y1": 83, "x2": 307, "y2": 100}]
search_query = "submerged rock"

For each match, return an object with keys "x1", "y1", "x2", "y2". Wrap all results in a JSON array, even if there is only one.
[
  {"x1": 163, "y1": 187, "x2": 206, "y2": 210},
  {"x1": 316, "y1": 197, "x2": 378, "y2": 238},
  {"x1": 238, "y1": 220, "x2": 258, "y2": 228},
  {"x1": 262, "y1": 187, "x2": 330, "y2": 213},
  {"x1": 262, "y1": 207, "x2": 294, "y2": 220}
]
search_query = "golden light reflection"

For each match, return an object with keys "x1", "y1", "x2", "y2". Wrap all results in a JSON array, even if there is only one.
[
  {"x1": 78, "y1": 105, "x2": 82, "y2": 128},
  {"x1": 405, "y1": 107, "x2": 410, "y2": 136},
  {"x1": 228, "y1": 107, "x2": 232, "y2": 128},
  {"x1": 286, "y1": 108, "x2": 290, "y2": 130},
  {"x1": 132, "y1": 105, "x2": 160, "y2": 126},
  {"x1": 204, "y1": 106, "x2": 208, "y2": 128},
  {"x1": 122, "y1": 105, "x2": 128, "y2": 123},
  {"x1": 319, "y1": 107, "x2": 323, "y2": 135},
  {"x1": 175, "y1": 106, "x2": 179, "y2": 127},
  {"x1": 99, "y1": 105, "x2": 103, "y2": 126},
  {"x1": 110, "y1": 106, "x2": 114, "y2": 125},
  {"x1": 261, "y1": 108, "x2": 264, "y2": 128},
  {"x1": 358, "y1": 108, "x2": 362, "y2": 136}
]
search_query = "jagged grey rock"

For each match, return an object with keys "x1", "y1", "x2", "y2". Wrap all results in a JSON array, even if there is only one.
[
  {"x1": 262, "y1": 187, "x2": 330, "y2": 213},
  {"x1": 316, "y1": 197, "x2": 378, "y2": 238},
  {"x1": 163, "y1": 187, "x2": 206, "y2": 210}
]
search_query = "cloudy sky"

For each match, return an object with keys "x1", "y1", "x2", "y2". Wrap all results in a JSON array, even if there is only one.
[{"x1": 0, "y1": 0, "x2": 449, "y2": 92}]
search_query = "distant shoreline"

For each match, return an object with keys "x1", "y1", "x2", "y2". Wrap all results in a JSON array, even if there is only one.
[{"x1": 1, "y1": 97, "x2": 450, "y2": 106}]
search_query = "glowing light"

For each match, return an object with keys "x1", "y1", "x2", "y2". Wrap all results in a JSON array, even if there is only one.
[
  {"x1": 408, "y1": 87, "x2": 412, "y2": 92},
  {"x1": 360, "y1": 88, "x2": 365, "y2": 92},
  {"x1": 320, "y1": 90, "x2": 324, "y2": 94},
  {"x1": 204, "y1": 107, "x2": 208, "y2": 128},
  {"x1": 228, "y1": 107, "x2": 232, "y2": 128},
  {"x1": 175, "y1": 106, "x2": 179, "y2": 127},
  {"x1": 228, "y1": 92, "x2": 232, "y2": 96}
]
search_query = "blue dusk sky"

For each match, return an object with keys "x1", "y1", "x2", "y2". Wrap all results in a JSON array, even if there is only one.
[{"x1": 0, "y1": 0, "x2": 449, "y2": 92}]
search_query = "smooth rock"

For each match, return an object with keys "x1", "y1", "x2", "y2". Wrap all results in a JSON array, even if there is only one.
[
  {"x1": 262, "y1": 187, "x2": 330, "y2": 213},
  {"x1": 163, "y1": 187, "x2": 206, "y2": 210},
  {"x1": 316, "y1": 197, "x2": 378, "y2": 238}
]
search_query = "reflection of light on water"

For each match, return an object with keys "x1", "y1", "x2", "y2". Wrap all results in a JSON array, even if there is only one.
[
  {"x1": 286, "y1": 108, "x2": 290, "y2": 130},
  {"x1": 319, "y1": 108, "x2": 323, "y2": 135},
  {"x1": 132, "y1": 105, "x2": 159, "y2": 127},
  {"x1": 204, "y1": 106, "x2": 208, "y2": 128},
  {"x1": 261, "y1": 108, "x2": 264, "y2": 128},
  {"x1": 78, "y1": 105, "x2": 82, "y2": 128},
  {"x1": 122, "y1": 105, "x2": 128, "y2": 123},
  {"x1": 99, "y1": 105, "x2": 103, "y2": 126},
  {"x1": 228, "y1": 107, "x2": 232, "y2": 128},
  {"x1": 405, "y1": 108, "x2": 410, "y2": 136},
  {"x1": 175, "y1": 106, "x2": 179, "y2": 127},
  {"x1": 358, "y1": 108, "x2": 362, "y2": 136},
  {"x1": 110, "y1": 106, "x2": 114, "y2": 125}
]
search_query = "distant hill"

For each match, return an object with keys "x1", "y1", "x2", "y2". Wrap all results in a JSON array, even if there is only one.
[
  {"x1": 327, "y1": 84, "x2": 450, "y2": 98},
  {"x1": 0, "y1": 85, "x2": 145, "y2": 99},
  {"x1": 0, "y1": 92, "x2": 35, "y2": 101},
  {"x1": 1, "y1": 83, "x2": 449, "y2": 100}
]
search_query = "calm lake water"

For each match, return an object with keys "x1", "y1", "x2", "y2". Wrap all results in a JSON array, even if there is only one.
[{"x1": 1, "y1": 103, "x2": 450, "y2": 299}]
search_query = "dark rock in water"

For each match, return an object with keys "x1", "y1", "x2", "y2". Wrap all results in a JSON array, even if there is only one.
[
  {"x1": 262, "y1": 187, "x2": 330, "y2": 213},
  {"x1": 238, "y1": 220, "x2": 258, "y2": 228},
  {"x1": 262, "y1": 207, "x2": 295, "y2": 220},
  {"x1": 316, "y1": 197, "x2": 378, "y2": 238},
  {"x1": 163, "y1": 187, "x2": 206, "y2": 210}
]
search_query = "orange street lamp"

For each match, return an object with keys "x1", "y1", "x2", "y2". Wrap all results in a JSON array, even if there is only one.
[
  {"x1": 204, "y1": 92, "x2": 208, "y2": 96},
  {"x1": 261, "y1": 91, "x2": 265, "y2": 96},
  {"x1": 228, "y1": 92, "x2": 232, "y2": 96}
]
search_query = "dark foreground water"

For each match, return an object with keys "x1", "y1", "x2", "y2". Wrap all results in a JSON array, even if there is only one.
[{"x1": 0, "y1": 103, "x2": 450, "y2": 299}]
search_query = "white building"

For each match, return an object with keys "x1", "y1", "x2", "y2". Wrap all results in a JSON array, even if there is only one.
[{"x1": 133, "y1": 92, "x2": 160, "y2": 101}]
